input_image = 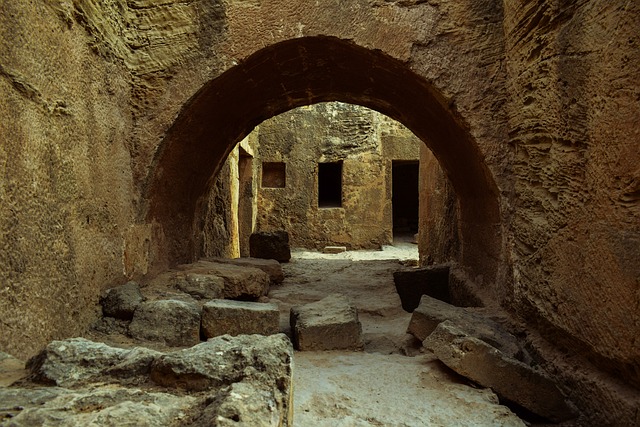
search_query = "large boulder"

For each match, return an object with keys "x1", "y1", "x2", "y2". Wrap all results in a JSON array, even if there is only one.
[
  {"x1": 14, "y1": 336, "x2": 294, "y2": 426},
  {"x1": 178, "y1": 260, "x2": 271, "y2": 300},
  {"x1": 423, "y1": 321, "x2": 576, "y2": 423},
  {"x1": 129, "y1": 300, "x2": 201, "y2": 347},
  {"x1": 290, "y1": 294, "x2": 363, "y2": 351},
  {"x1": 100, "y1": 281, "x2": 144, "y2": 320},
  {"x1": 203, "y1": 257, "x2": 285, "y2": 285},
  {"x1": 393, "y1": 265, "x2": 450, "y2": 312},
  {"x1": 249, "y1": 231, "x2": 291, "y2": 262},
  {"x1": 201, "y1": 300, "x2": 280, "y2": 338}
]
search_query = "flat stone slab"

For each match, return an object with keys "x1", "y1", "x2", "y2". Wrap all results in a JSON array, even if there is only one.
[
  {"x1": 129, "y1": 300, "x2": 201, "y2": 347},
  {"x1": 178, "y1": 260, "x2": 271, "y2": 300},
  {"x1": 407, "y1": 294, "x2": 524, "y2": 360},
  {"x1": 201, "y1": 299, "x2": 280, "y2": 338},
  {"x1": 393, "y1": 265, "x2": 450, "y2": 312},
  {"x1": 203, "y1": 257, "x2": 285, "y2": 284},
  {"x1": 290, "y1": 294, "x2": 363, "y2": 351},
  {"x1": 424, "y1": 321, "x2": 576, "y2": 423}
]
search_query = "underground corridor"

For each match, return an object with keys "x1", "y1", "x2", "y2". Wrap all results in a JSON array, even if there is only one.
[{"x1": 2, "y1": 4, "x2": 639, "y2": 423}]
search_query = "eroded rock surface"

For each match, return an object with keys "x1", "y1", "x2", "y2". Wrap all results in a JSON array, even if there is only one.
[
  {"x1": 202, "y1": 300, "x2": 280, "y2": 338},
  {"x1": 2, "y1": 336, "x2": 294, "y2": 426}
]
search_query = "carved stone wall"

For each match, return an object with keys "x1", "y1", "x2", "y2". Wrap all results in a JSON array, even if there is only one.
[
  {"x1": 252, "y1": 102, "x2": 420, "y2": 250},
  {"x1": 1, "y1": 1, "x2": 638, "y2": 422}
]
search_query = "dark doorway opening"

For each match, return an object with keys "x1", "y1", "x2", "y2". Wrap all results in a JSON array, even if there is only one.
[
  {"x1": 318, "y1": 161, "x2": 343, "y2": 208},
  {"x1": 238, "y1": 150, "x2": 254, "y2": 257},
  {"x1": 392, "y1": 161, "x2": 419, "y2": 237}
]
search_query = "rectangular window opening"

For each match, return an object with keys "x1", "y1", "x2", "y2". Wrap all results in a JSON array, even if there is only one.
[
  {"x1": 318, "y1": 161, "x2": 343, "y2": 208},
  {"x1": 262, "y1": 162, "x2": 286, "y2": 188}
]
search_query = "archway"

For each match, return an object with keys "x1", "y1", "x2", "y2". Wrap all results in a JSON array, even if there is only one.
[{"x1": 144, "y1": 36, "x2": 502, "y2": 287}]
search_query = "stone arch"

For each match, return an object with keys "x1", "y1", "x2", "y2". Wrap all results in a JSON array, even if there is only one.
[{"x1": 145, "y1": 36, "x2": 502, "y2": 285}]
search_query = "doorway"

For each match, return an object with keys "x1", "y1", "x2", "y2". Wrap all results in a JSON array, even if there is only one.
[{"x1": 392, "y1": 161, "x2": 419, "y2": 239}]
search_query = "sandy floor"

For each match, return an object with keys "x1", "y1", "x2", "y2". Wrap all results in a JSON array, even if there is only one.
[{"x1": 270, "y1": 243, "x2": 526, "y2": 427}]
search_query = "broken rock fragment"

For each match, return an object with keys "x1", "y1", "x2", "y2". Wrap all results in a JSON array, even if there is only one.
[
  {"x1": 423, "y1": 321, "x2": 576, "y2": 423},
  {"x1": 11, "y1": 336, "x2": 294, "y2": 426},
  {"x1": 407, "y1": 294, "x2": 524, "y2": 360},
  {"x1": 100, "y1": 281, "x2": 144, "y2": 320},
  {"x1": 129, "y1": 299, "x2": 201, "y2": 347},
  {"x1": 201, "y1": 299, "x2": 280, "y2": 338},
  {"x1": 290, "y1": 294, "x2": 363, "y2": 351}
]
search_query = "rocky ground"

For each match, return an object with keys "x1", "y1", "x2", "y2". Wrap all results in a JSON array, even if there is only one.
[
  {"x1": 0, "y1": 241, "x2": 546, "y2": 426},
  {"x1": 271, "y1": 243, "x2": 528, "y2": 426}
]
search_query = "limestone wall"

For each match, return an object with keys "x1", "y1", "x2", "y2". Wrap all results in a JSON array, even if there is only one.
[
  {"x1": 503, "y1": 0, "x2": 640, "y2": 388},
  {"x1": 0, "y1": 1, "x2": 135, "y2": 358},
  {"x1": 253, "y1": 102, "x2": 420, "y2": 250}
]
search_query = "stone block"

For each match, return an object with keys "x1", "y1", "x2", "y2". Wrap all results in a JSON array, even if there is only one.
[
  {"x1": 178, "y1": 260, "x2": 271, "y2": 300},
  {"x1": 290, "y1": 294, "x2": 363, "y2": 351},
  {"x1": 407, "y1": 295, "x2": 523, "y2": 360},
  {"x1": 129, "y1": 300, "x2": 201, "y2": 347},
  {"x1": 393, "y1": 265, "x2": 450, "y2": 312},
  {"x1": 424, "y1": 321, "x2": 576, "y2": 423},
  {"x1": 100, "y1": 281, "x2": 144, "y2": 320},
  {"x1": 172, "y1": 272, "x2": 225, "y2": 300},
  {"x1": 323, "y1": 245, "x2": 347, "y2": 254},
  {"x1": 250, "y1": 231, "x2": 291, "y2": 262},
  {"x1": 201, "y1": 299, "x2": 280, "y2": 338},
  {"x1": 204, "y1": 257, "x2": 285, "y2": 284}
]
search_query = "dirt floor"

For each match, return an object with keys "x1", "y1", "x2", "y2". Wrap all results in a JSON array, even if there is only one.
[{"x1": 270, "y1": 242, "x2": 527, "y2": 427}]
